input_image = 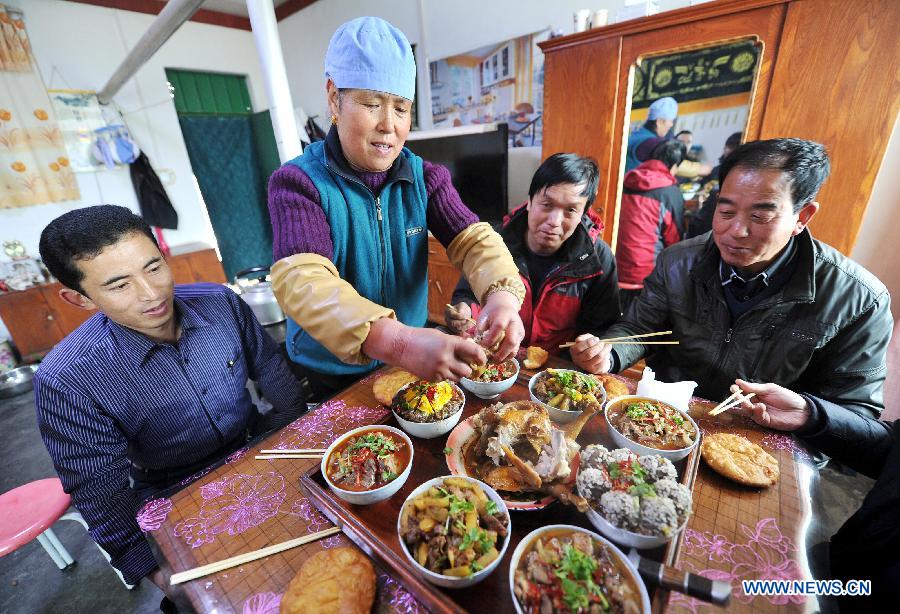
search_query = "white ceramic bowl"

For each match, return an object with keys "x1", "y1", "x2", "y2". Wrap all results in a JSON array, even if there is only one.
[
  {"x1": 321, "y1": 425, "x2": 413, "y2": 505},
  {"x1": 604, "y1": 395, "x2": 700, "y2": 462},
  {"x1": 460, "y1": 358, "x2": 520, "y2": 399},
  {"x1": 508, "y1": 524, "x2": 651, "y2": 613},
  {"x1": 391, "y1": 382, "x2": 465, "y2": 439},
  {"x1": 528, "y1": 369, "x2": 607, "y2": 423},
  {"x1": 398, "y1": 475, "x2": 511, "y2": 588},
  {"x1": 585, "y1": 504, "x2": 689, "y2": 550}
]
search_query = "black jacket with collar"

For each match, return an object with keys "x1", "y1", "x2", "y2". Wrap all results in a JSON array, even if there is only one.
[{"x1": 603, "y1": 229, "x2": 892, "y2": 418}]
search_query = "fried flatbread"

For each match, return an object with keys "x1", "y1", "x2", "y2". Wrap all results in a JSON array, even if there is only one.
[
  {"x1": 280, "y1": 547, "x2": 376, "y2": 614},
  {"x1": 701, "y1": 433, "x2": 779, "y2": 487},
  {"x1": 372, "y1": 369, "x2": 418, "y2": 405},
  {"x1": 591, "y1": 373, "x2": 630, "y2": 400},
  {"x1": 522, "y1": 345, "x2": 549, "y2": 370}
]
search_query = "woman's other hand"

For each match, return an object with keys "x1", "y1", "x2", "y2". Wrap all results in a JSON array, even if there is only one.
[
  {"x1": 730, "y1": 379, "x2": 811, "y2": 431},
  {"x1": 476, "y1": 291, "x2": 524, "y2": 361},
  {"x1": 570, "y1": 333, "x2": 612, "y2": 374},
  {"x1": 445, "y1": 302, "x2": 474, "y2": 336}
]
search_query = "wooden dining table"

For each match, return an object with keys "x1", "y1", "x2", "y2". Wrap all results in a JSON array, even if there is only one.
[{"x1": 142, "y1": 356, "x2": 817, "y2": 613}]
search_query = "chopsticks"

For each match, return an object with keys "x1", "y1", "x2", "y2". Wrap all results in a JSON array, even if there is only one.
[
  {"x1": 255, "y1": 448, "x2": 326, "y2": 460},
  {"x1": 445, "y1": 303, "x2": 476, "y2": 326},
  {"x1": 708, "y1": 391, "x2": 756, "y2": 416},
  {"x1": 169, "y1": 527, "x2": 341, "y2": 585},
  {"x1": 559, "y1": 330, "x2": 678, "y2": 349}
]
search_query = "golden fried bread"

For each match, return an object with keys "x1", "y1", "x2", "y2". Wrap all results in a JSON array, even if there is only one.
[
  {"x1": 372, "y1": 369, "x2": 418, "y2": 405},
  {"x1": 522, "y1": 346, "x2": 549, "y2": 370},
  {"x1": 701, "y1": 433, "x2": 779, "y2": 487},
  {"x1": 280, "y1": 547, "x2": 376, "y2": 614},
  {"x1": 591, "y1": 373, "x2": 630, "y2": 400}
]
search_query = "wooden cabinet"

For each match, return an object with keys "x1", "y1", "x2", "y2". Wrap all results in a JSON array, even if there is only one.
[
  {"x1": 539, "y1": 0, "x2": 900, "y2": 256},
  {"x1": 0, "y1": 248, "x2": 226, "y2": 361},
  {"x1": 426, "y1": 236, "x2": 460, "y2": 325}
]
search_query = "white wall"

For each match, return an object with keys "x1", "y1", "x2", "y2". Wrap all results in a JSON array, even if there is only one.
[
  {"x1": 278, "y1": 0, "x2": 694, "y2": 132},
  {"x1": 0, "y1": 0, "x2": 268, "y2": 341},
  {"x1": 852, "y1": 117, "x2": 900, "y2": 321},
  {"x1": 1, "y1": 0, "x2": 268, "y2": 259}
]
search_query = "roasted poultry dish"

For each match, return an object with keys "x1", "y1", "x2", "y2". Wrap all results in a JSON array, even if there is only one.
[{"x1": 465, "y1": 400, "x2": 597, "y2": 510}]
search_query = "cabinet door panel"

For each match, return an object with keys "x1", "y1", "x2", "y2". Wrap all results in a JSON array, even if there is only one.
[
  {"x1": 40, "y1": 284, "x2": 93, "y2": 338},
  {"x1": 0, "y1": 288, "x2": 64, "y2": 358}
]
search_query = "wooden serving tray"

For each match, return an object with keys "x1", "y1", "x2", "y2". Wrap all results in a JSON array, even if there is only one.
[{"x1": 301, "y1": 372, "x2": 701, "y2": 613}]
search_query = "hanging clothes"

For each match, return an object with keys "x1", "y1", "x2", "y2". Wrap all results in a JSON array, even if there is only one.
[{"x1": 129, "y1": 151, "x2": 178, "y2": 229}]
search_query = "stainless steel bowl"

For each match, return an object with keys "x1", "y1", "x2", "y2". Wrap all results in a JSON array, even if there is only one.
[{"x1": 0, "y1": 364, "x2": 39, "y2": 398}]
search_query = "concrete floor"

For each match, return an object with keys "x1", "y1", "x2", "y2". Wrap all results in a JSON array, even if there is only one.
[{"x1": 0, "y1": 385, "x2": 875, "y2": 613}]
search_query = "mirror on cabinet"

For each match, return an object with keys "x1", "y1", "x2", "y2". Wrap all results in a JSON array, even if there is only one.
[{"x1": 617, "y1": 38, "x2": 762, "y2": 264}]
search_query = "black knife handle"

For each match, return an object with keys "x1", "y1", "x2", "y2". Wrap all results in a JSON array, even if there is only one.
[{"x1": 635, "y1": 556, "x2": 732, "y2": 606}]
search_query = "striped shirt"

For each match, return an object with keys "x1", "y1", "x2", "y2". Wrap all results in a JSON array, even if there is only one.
[{"x1": 34, "y1": 283, "x2": 306, "y2": 584}]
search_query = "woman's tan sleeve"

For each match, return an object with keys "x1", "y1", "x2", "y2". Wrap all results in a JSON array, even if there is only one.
[
  {"x1": 445, "y1": 222, "x2": 525, "y2": 306},
  {"x1": 270, "y1": 253, "x2": 395, "y2": 365}
]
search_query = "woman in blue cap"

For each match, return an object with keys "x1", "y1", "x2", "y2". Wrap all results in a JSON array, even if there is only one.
[
  {"x1": 624, "y1": 96, "x2": 678, "y2": 172},
  {"x1": 269, "y1": 16, "x2": 526, "y2": 399}
]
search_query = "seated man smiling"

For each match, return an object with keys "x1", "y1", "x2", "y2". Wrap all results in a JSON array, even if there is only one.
[
  {"x1": 582, "y1": 138, "x2": 892, "y2": 419},
  {"x1": 34, "y1": 205, "x2": 306, "y2": 589},
  {"x1": 446, "y1": 153, "x2": 620, "y2": 371}
]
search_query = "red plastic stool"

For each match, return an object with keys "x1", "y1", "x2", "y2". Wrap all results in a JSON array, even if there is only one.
[{"x1": 0, "y1": 478, "x2": 133, "y2": 588}]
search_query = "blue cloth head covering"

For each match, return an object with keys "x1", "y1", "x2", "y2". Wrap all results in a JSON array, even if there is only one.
[
  {"x1": 647, "y1": 96, "x2": 678, "y2": 120},
  {"x1": 324, "y1": 16, "x2": 416, "y2": 101}
]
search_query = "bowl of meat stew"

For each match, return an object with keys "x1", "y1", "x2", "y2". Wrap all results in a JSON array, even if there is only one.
[
  {"x1": 321, "y1": 425, "x2": 413, "y2": 505},
  {"x1": 604, "y1": 395, "x2": 699, "y2": 461},
  {"x1": 509, "y1": 524, "x2": 650, "y2": 614},
  {"x1": 460, "y1": 358, "x2": 520, "y2": 399},
  {"x1": 398, "y1": 475, "x2": 510, "y2": 588}
]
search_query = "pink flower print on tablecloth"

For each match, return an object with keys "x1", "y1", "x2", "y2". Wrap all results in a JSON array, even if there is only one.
[
  {"x1": 676, "y1": 518, "x2": 806, "y2": 608},
  {"x1": 761, "y1": 432, "x2": 812, "y2": 463},
  {"x1": 136, "y1": 498, "x2": 173, "y2": 532},
  {"x1": 289, "y1": 497, "x2": 331, "y2": 534},
  {"x1": 378, "y1": 572, "x2": 427, "y2": 613},
  {"x1": 274, "y1": 400, "x2": 389, "y2": 450},
  {"x1": 242, "y1": 591, "x2": 282, "y2": 614},
  {"x1": 174, "y1": 472, "x2": 286, "y2": 548},
  {"x1": 226, "y1": 446, "x2": 251, "y2": 464},
  {"x1": 178, "y1": 465, "x2": 213, "y2": 487}
]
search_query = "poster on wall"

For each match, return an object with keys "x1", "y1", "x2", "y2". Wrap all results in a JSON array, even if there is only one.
[
  {"x1": 47, "y1": 89, "x2": 108, "y2": 172},
  {"x1": 429, "y1": 29, "x2": 549, "y2": 147}
]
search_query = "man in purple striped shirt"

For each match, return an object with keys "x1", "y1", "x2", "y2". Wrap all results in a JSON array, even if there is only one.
[{"x1": 34, "y1": 205, "x2": 306, "y2": 591}]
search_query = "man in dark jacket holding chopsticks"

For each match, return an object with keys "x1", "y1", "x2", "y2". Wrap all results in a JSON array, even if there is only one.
[{"x1": 579, "y1": 138, "x2": 892, "y2": 420}]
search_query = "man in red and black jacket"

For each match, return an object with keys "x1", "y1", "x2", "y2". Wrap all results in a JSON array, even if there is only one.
[
  {"x1": 446, "y1": 153, "x2": 620, "y2": 372},
  {"x1": 616, "y1": 138, "x2": 687, "y2": 313}
]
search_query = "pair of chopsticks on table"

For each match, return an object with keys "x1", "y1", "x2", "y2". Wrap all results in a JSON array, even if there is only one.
[
  {"x1": 255, "y1": 448, "x2": 325, "y2": 460},
  {"x1": 558, "y1": 330, "x2": 680, "y2": 349},
  {"x1": 708, "y1": 389, "x2": 757, "y2": 416}
]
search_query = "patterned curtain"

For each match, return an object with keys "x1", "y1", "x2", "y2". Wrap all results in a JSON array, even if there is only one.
[
  {"x1": 178, "y1": 115, "x2": 273, "y2": 279},
  {"x1": 0, "y1": 4, "x2": 79, "y2": 208}
]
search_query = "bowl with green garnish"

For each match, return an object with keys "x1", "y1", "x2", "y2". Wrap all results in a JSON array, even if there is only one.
[
  {"x1": 604, "y1": 395, "x2": 699, "y2": 461},
  {"x1": 528, "y1": 368, "x2": 607, "y2": 423}
]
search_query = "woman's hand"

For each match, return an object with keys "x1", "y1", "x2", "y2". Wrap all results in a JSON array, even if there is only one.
[
  {"x1": 730, "y1": 379, "x2": 811, "y2": 431},
  {"x1": 570, "y1": 333, "x2": 613, "y2": 374},
  {"x1": 444, "y1": 302, "x2": 474, "y2": 335},
  {"x1": 476, "y1": 291, "x2": 524, "y2": 361}
]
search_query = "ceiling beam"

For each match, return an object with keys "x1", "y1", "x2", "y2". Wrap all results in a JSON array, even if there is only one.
[{"x1": 63, "y1": 0, "x2": 252, "y2": 30}]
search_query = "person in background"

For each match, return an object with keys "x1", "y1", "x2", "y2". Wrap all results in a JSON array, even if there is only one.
[
  {"x1": 268, "y1": 17, "x2": 525, "y2": 400},
  {"x1": 624, "y1": 96, "x2": 678, "y2": 171},
  {"x1": 730, "y1": 381, "x2": 899, "y2": 607},
  {"x1": 687, "y1": 131, "x2": 744, "y2": 238},
  {"x1": 615, "y1": 138, "x2": 687, "y2": 313},
  {"x1": 445, "y1": 154, "x2": 620, "y2": 372},
  {"x1": 675, "y1": 129, "x2": 693, "y2": 151},
  {"x1": 579, "y1": 138, "x2": 892, "y2": 421},
  {"x1": 34, "y1": 205, "x2": 307, "y2": 595},
  {"x1": 672, "y1": 129, "x2": 713, "y2": 182}
]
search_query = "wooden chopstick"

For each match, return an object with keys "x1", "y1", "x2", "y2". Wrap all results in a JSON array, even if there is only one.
[
  {"x1": 709, "y1": 392, "x2": 756, "y2": 416},
  {"x1": 445, "y1": 304, "x2": 476, "y2": 325},
  {"x1": 259, "y1": 449, "x2": 326, "y2": 454},
  {"x1": 605, "y1": 341, "x2": 679, "y2": 345},
  {"x1": 169, "y1": 527, "x2": 341, "y2": 585},
  {"x1": 558, "y1": 332, "x2": 678, "y2": 349},
  {"x1": 597, "y1": 330, "x2": 674, "y2": 343},
  {"x1": 255, "y1": 454, "x2": 323, "y2": 460}
]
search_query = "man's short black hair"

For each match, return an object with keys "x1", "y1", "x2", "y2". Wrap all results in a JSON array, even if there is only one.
[
  {"x1": 719, "y1": 138, "x2": 830, "y2": 213},
  {"x1": 39, "y1": 205, "x2": 158, "y2": 295},
  {"x1": 650, "y1": 139, "x2": 687, "y2": 170},
  {"x1": 675, "y1": 130, "x2": 692, "y2": 138},
  {"x1": 528, "y1": 153, "x2": 600, "y2": 209}
]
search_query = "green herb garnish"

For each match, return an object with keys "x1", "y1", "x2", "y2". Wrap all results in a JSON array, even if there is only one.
[
  {"x1": 607, "y1": 461, "x2": 622, "y2": 479},
  {"x1": 470, "y1": 560, "x2": 484, "y2": 574},
  {"x1": 381, "y1": 470, "x2": 397, "y2": 482},
  {"x1": 628, "y1": 482, "x2": 657, "y2": 497},
  {"x1": 459, "y1": 527, "x2": 493, "y2": 553},
  {"x1": 553, "y1": 544, "x2": 606, "y2": 612},
  {"x1": 630, "y1": 460, "x2": 647, "y2": 484},
  {"x1": 443, "y1": 447, "x2": 453, "y2": 455},
  {"x1": 448, "y1": 494, "x2": 475, "y2": 516},
  {"x1": 348, "y1": 433, "x2": 398, "y2": 457},
  {"x1": 626, "y1": 403, "x2": 647, "y2": 419},
  {"x1": 485, "y1": 500, "x2": 499, "y2": 515}
]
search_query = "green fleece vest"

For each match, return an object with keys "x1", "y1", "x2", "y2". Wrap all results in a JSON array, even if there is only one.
[{"x1": 284, "y1": 141, "x2": 429, "y2": 375}]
